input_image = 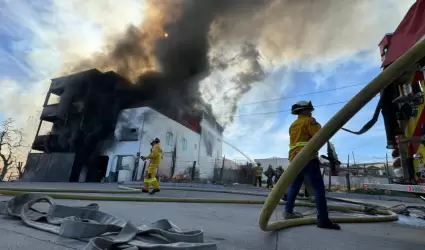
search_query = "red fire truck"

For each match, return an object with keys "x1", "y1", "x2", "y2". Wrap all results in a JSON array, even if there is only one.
[{"x1": 346, "y1": 0, "x2": 425, "y2": 194}]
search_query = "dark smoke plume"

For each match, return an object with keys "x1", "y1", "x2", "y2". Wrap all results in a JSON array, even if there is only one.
[
  {"x1": 66, "y1": 0, "x2": 271, "y2": 121},
  {"x1": 57, "y1": 0, "x2": 272, "y2": 180},
  {"x1": 58, "y1": 0, "x2": 385, "y2": 172}
]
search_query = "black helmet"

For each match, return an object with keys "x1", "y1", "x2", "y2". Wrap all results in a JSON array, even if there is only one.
[
  {"x1": 150, "y1": 137, "x2": 160, "y2": 144},
  {"x1": 291, "y1": 101, "x2": 314, "y2": 115}
]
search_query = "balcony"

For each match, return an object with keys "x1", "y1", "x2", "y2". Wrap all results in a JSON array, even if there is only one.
[
  {"x1": 49, "y1": 68, "x2": 102, "y2": 95},
  {"x1": 49, "y1": 78, "x2": 67, "y2": 95},
  {"x1": 32, "y1": 134, "x2": 67, "y2": 152},
  {"x1": 40, "y1": 102, "x2": 85, "y2": 122},
  {"x1": 40, "y1": 104, "x2": 63, "y2": 122}
]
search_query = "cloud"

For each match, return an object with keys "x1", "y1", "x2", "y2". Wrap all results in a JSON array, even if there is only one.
[
  {"x1": 0, "y1": 0, "x2": 416, "y2": 164},
  {"x1": 0, "y1": 0, "x2": 145, "y2": 147},
  {"x1": 218, "y1": 0, "x2": 415, "y2": 162}
]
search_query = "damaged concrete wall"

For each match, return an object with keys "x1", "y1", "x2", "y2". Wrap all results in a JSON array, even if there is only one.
[{"x1": 20, "y1": 153, "x2": 75, "y2": 182}]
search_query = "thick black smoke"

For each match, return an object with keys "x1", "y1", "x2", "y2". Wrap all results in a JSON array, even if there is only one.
[
  {"x1": 69, "y1": 0, "x2": 270, "y2": 119},
  {"x1": 56, "y1": 0, "x2": 271, "y2": 181}
]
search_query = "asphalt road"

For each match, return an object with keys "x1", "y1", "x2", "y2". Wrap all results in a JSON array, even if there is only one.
[{"x1": 0, "y1": 182, "x2": 424, "y2": 249}]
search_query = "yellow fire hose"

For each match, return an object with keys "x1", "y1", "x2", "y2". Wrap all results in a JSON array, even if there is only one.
[{"x1": 259, "y1": 37, "x2": 425, "y2": 231}]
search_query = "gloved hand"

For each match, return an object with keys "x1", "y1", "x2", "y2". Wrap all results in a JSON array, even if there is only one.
[{"x1": 140, "y1": 156, "x2": 146, "y2": 161}]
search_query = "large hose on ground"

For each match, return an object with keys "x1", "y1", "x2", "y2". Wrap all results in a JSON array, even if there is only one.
[{"x1": 259, "y1": 37, "x2": 425, "y2": 231}]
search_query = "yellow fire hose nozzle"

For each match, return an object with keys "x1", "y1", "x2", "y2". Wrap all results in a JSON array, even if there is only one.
[{"x1": 259, "y1": 37, "x2": 425, "y2": 232}]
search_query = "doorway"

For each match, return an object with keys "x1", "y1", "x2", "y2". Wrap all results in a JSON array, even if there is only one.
[{"x1": 86, "y1": 156, "x2": 109, "y2": 182}]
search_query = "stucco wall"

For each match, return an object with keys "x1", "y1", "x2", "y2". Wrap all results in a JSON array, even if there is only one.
[
  {"x1": 198, "y1": 116, "x2": 223, "y2": 178},
  {"x1": 101, "y1": 107, "x2": 223, "y2": 181}
]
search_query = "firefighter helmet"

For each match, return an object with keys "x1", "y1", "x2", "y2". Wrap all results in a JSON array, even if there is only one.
[
  {"x1": 291, "y1": 101, "x2": 314, "y2": 115},
  {"x1": 150, "y1": 137, "x2": 160, "y2": 144}
]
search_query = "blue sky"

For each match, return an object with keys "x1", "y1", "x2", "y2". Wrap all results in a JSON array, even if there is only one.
[
  {"x1": 222, "y1": 58, "x2": 388, "y2": 163},
  {"x1": 0, "y1": 0, "x2": 416, "y2": 164}
]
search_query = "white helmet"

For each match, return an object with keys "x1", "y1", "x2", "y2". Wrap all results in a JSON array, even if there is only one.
[{"x1": 150, "y1": 137, "x2": 160, "y2": 144}]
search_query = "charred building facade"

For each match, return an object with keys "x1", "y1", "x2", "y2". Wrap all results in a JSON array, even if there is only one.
[
  {"x1": 22, "y1": 69, "x2": 223, "y2": 182},
  {"x1": 24, "y1": 69, "x2": 133, "y2": 182}
]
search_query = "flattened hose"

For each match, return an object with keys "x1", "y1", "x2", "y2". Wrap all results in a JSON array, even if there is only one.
[{"x1": 259, "y1": 37, "x2": 425, "y2": 231}]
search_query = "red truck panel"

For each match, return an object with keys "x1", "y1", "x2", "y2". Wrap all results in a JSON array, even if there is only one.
[{"x1": 382, "y1": 0, "x2": 425, "y2": 67}]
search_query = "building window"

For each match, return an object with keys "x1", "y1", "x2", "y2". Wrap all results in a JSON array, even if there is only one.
[
  {"x1": 182, "y1": 138, "x2": 187, "y2": 151},
  {"x1": 166, "y1": 132, "x2": 173, "y2": 146},
  {"x1": 116, "y1": 155, "x2": 134, "y2": 171},
  {"x1": 119, "y1": 127, "x2": 139, "y2": 141}
]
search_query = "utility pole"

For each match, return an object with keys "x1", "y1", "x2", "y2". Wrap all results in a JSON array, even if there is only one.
[
  {"x1": 220, "y1": 155, "x2": 225, "y2": 181},
  {"x1": 346, "y1": 154, "x2": 351, "y2": 192},
  {"x1": 385, "y1": 152, "x2": 392, "y2": 184}
]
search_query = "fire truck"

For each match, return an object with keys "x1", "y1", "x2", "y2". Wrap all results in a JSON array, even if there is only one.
[{"x1": 345, "y1": 0, "x2": 425, "y2": 194}]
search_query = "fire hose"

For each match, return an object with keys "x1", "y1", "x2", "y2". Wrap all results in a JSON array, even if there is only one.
[
  {"x1": 0, "y1": 35, "x2": 424, "y2": 250},
  {"x1": 259, "y1": 35, "x2": 425, "y2": 231}
]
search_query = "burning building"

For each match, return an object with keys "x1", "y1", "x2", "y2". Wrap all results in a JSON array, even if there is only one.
[
  {"x1": 100, "y1": 104, "x2": 223, "y2": 183},
  {"x1": 22, "y1": 68, "x2": 223, "y2": 182}
]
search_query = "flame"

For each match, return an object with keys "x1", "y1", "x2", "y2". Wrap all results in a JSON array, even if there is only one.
[{"x1": 164, "y1": 32, "x2": 169, "y2": 38}]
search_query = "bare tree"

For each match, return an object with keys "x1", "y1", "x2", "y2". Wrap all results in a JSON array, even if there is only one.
[{"x1": 0, "y1": 119, "x2": 25, "y2": 181}]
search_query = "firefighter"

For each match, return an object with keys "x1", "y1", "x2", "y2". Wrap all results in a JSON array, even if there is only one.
[
  {"x1": 253, "y1": 162, "x2": 263, "y2": 187},
  {"x1": 275, "y1": 166, "x2": 284, "y2": 184},
  {"x1": 140, "y1": 137, "x2": 162, "y2": 195},
  {"x1": 264, "y1": 165, "x2": 275, "y2": 188},
  {"x1": 284, "y1": 101, "x2": 340, "y2": 230}
]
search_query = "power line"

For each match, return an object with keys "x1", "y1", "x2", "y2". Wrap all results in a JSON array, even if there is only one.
[
  {"x1": 228, "y1": 101, "x2": 349, "y2": 118},
  {"x1": 218, "y1": 83, "x2": 367, "y2": 108},
  {"x1": 224, "y1": 93, "x2": 380, "y2": 118},
  {"x1": 134, "y1": 95, "x2": 379, "y2": 122}
]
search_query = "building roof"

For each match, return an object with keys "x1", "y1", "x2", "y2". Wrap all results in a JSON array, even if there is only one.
[
  {"x1": 381, "y1": 0, "x2": 425, "y2": 67},
  {"x1": 51, "y1": 68, "x2": 102, "y2": 84}
]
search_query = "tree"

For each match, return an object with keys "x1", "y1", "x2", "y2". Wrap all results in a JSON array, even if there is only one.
[{"x1": 0, "y1": 118, "x2": 24, "y2": 181}]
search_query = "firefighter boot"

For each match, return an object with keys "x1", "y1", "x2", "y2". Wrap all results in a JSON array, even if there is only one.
[
  {"x1": 283, "y1": 211, "x2": 303, "y2": 220},
  {"x1": 317, "y1": 219, "x2": 341, "y2": 230},
  {"x1": 149, "y1": 176, "x2": 160, "y2": 195},
  {"x1": 142, "y1": 181, "x2": 149, "y2": 193},
  {"x1": 149, "y1": 189, "x2": 160, "y2": 195}
]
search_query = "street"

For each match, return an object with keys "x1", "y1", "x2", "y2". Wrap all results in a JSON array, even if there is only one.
[{"x1": 0, "y1": 182, "x2": 424, "y2": 249}]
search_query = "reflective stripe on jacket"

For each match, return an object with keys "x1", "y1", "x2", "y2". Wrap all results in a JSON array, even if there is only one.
[{"x1": 288, "y1": 115, "x2": 321, "y2": 161}]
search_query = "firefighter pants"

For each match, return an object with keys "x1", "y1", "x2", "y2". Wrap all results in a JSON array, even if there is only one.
[
  {"x1": 266, "y1": 178, "x2": 273, "y2": 188},
  {"x1": 144, "y1": 166, "x2": 159, "y2": 191},
  {"x1": 254, "y1": 176, "x2": 262, "y2": 187},
  {"x1": 284, "y1": 158, "x2": 329, "y2": 221}
]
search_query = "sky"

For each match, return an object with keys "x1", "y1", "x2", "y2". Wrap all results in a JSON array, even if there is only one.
[{"x1": 0, "y1": 0, "x2": 417, "y2": 165}]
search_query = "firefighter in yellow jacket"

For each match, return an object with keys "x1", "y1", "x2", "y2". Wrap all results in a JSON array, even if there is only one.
[
  {"x1": 284, "y1": 101, "x2": 340, "y2": 230},
  {"x1": 141, "y1": 137, "x2": 162, "y2": 195}
]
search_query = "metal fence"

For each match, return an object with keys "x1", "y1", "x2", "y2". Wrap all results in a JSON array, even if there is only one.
[{"x1": 157, "y1": 156, "x2": 395, "y2": 189}]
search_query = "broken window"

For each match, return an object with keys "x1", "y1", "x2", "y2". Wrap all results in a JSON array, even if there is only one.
[
  {"x1": 116, "y1": 155, "x2": 135, "y2": 171},
  {"x1": 119, "y1": 127, "x2": 139, "y2": 141}
]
